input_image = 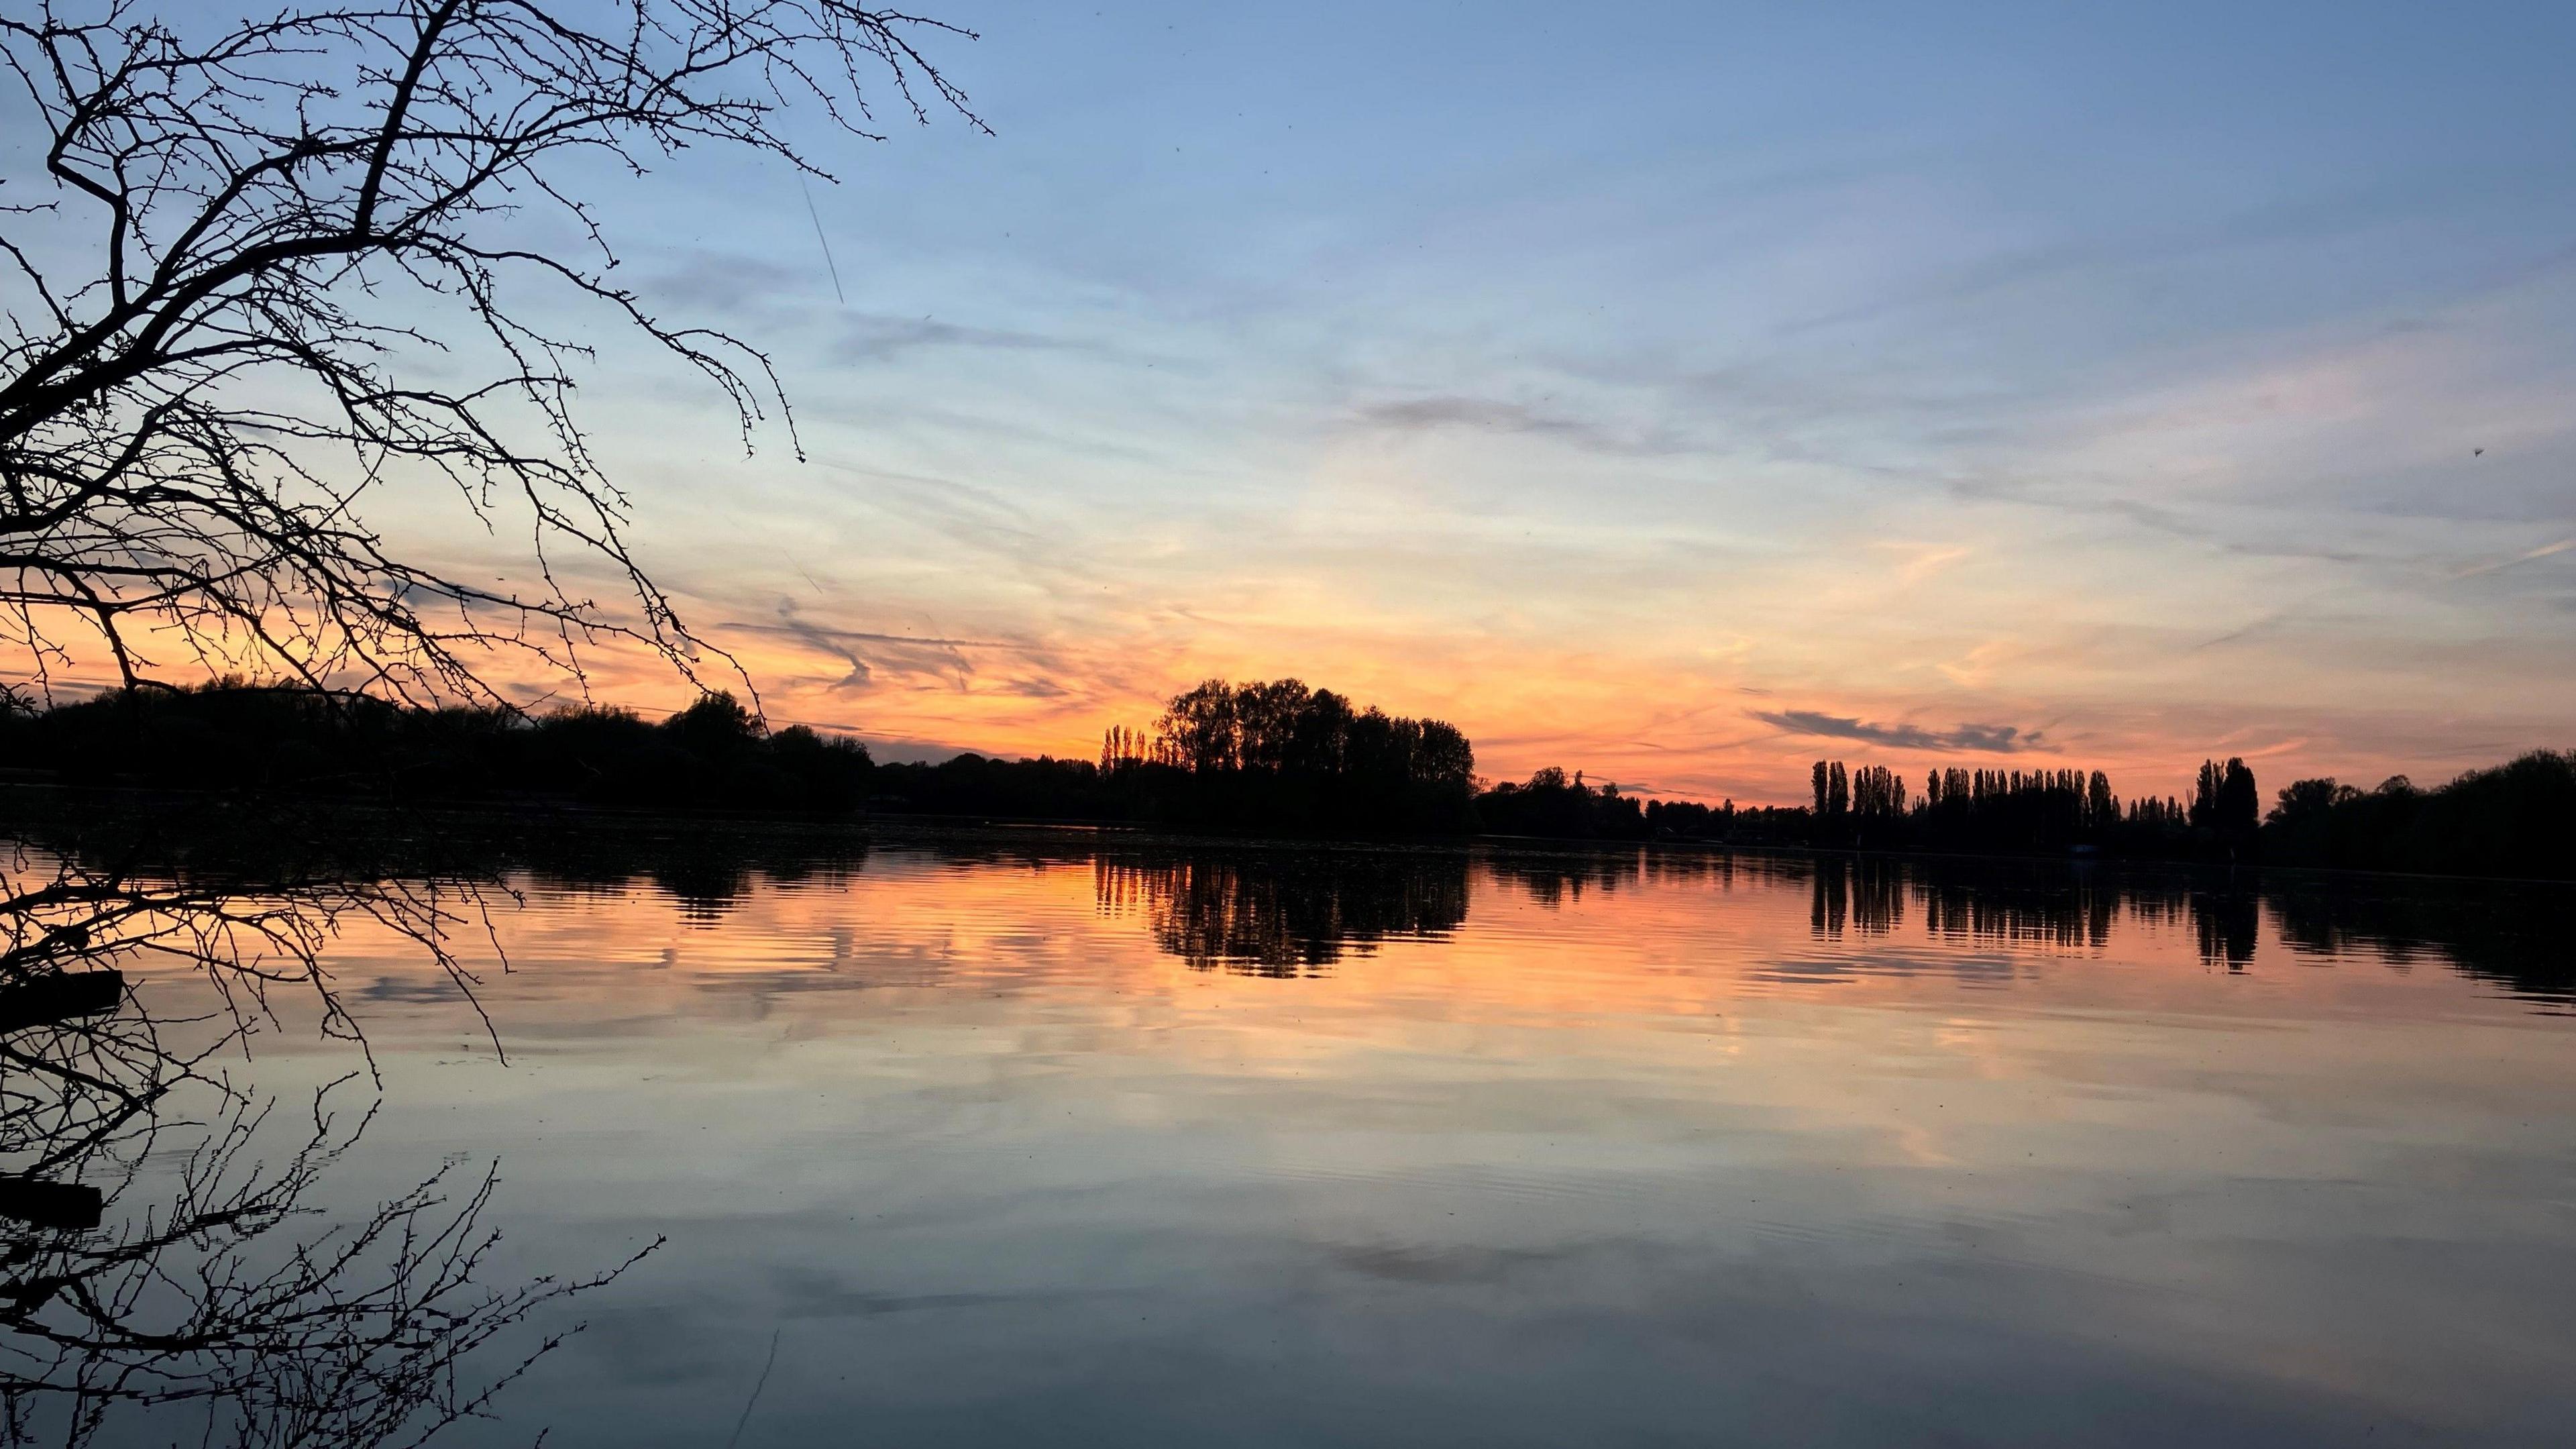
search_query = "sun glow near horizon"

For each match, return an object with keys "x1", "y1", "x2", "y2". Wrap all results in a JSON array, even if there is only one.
[{"x1": 15, "y1": 3, "x2": 2576, "y2": 808}]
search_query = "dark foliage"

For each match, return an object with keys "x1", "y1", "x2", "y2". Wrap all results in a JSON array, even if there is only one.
[
  {"x1": 1135, "y1": 678, "x2": 1478, "y2": 833},
  {"x1": 1477, "y1": 767, "x2": 1650, "y2": 839},
  {"x1": 1477, "y1": 756, "x2": 2255, "y2": 863},
  {"x1": 0, "y1": 680, "x2": 873, "y2": 814},
  {"x1": 1483, "y1": 745, "x2": 2575, "y2": 881},
  {"x1": 0, "y1": 676, "x2": 1479, "y2": 833},
  {"x1": 878, "y1": 678, "x2": 1479, "y2": 835},
  {"x1": 2261, "y1": 750, "x2": 2576, "y2": 879},
  {"x1": 869, "y1": 751, "x2": 1122, "y2": 822},
  {"x1": 15, "y1": 682, "x2": 2571, "y2": 879}
]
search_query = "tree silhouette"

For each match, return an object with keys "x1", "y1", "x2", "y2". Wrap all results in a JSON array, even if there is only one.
[
  {"x1": 2261, "y1": 751, "x2": 2576, "y2": 878},
  {"x1": 2187, "y1": 756, "x2": 2261, "y2": 859},
  {"x1": 1, "y1": 1, "x2": 979, "y2": 705},
  {"x1": 0, "y1": 680, "x2": 874, "y2": 813},
  {"x1": 876, "y1": 678, "x2": 1477, "y2": 833}
]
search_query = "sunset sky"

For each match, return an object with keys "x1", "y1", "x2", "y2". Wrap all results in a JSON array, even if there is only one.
[{"x1": 404, "y1": 1, "x2": 2576, "y2": 805}]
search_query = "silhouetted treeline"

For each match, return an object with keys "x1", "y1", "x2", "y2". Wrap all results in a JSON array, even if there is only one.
[
  {"x1": 1473, "y1": 766, "x2": 1847, "y2": 845},
  {"x1": 1792, "y1": 757, "x2": 2263, "y2": 861},
  {"x1": 1476, "y1": 767, "x2": 1653, "y2": 838},
  {"x1": 0, "y1": 676, "x2": 1477, "y2": 835},
  {"x1": 1479, "y1": 755, "x2": 2269, "y2": 864},
  {"x1": 12, "y1": 682, "x2": 2571, "y2": 879},
  {"x1": 1485, "y1": 747, "x2": 2576, "y2": 881},
  {"x1": 0, "y1": 681, "x2": 873, "y2": 814},
  {"x1": 1713, "y1": 749, "x2": 2576, "y2": 879},
  {"x1": 9, "y1": 783, "x2": 2573, "y2": 1008},
  {"x1": 2263, "y1": 751, "x2": 2576, "y2": 879},
  {"x1": 876, "y1": 678, "x2": 1477, "y2": 834}
]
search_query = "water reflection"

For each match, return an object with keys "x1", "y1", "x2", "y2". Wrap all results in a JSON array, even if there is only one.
[
  {"x1": 0, "y1": 847, "x2": 646, "y2": 1448},
  {"x1": 1807, "y1": 856, "x2": 1908, "y2": 938},
  {"x1": 19, "y1": 789, "x2": 2573, "y2": 1008},
  {"x1": 515, "y1": 830, "x2": 869, "y2": 925},
  {"x1": 381, "y1": 837, "x2": 2576, "y2": 1012},
  {"x1": 2192, "y1": 886, "x2": 2261, "y2": 971},
  {"x1": 1095, "y1": 850, "x2": 1469, "y2": 975},
  {"x1": 75, "y1": 807, "x2": 2556, "y2": 1012},
  {"x1": 2267, "y1": 875, "x2": 2576, "y2": 1004},
  {"x1": 1782, "y1": 853, "x2": 2571, "y2": 996},
  {"x1": 1487, "y1": 851, "x2": 1647, "y2": 908},
  {"x1": 1, "y1": 815, "x2": 2572, "y2": 1446},
  {"x1": 1083, "y1": 843, "x2": 2466, "y2": 985}
]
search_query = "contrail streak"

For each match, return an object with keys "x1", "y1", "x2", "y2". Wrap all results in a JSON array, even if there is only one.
[{"x1": 800, "y1": 177, "x2": 845, "y2": 305}]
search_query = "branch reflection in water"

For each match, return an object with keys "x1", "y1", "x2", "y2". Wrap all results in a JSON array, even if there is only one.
[
  {"x1": 0, "y1": 812, "x2": 2571, "y2": 1446},
  {"x1": 0, "y1": 822, "x2": 655, "y2": 1449}
]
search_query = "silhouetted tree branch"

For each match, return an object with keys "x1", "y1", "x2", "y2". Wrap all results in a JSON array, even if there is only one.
[{"x1": 0, "y1": 0, "x2": 979, "y2": 705}]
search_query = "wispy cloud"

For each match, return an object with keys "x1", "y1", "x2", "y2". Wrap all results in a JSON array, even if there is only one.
[
  {"x1": 723, "y1": 606, "x2": 994, "y2": 692},
  {"x1": 1875, "y1": 541, "x2": 1970, "y2": 584},
  {"x1": 646, "y1": 252, "x2": 804, "y2": 311},
  {"x1": 831, "y1": 313, "x2": 1089, "y2": 365},
  {"x1": 1753, "y1": 708, "x2": 2043, "y2": 753},
  {"x1": 2452, "y1": 535, "x2": 2576, "y2": 580},
  {"x1": 1352, "y1": 395, "x2": 1678, "y2": 456}
]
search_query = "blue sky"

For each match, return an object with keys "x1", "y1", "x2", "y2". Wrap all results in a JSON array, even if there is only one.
[
  {"x1": 27, "y1": 1, "x2": 2576, "y2": 802},
  {"x1": 531, "y1": 0, "x2": 2574, "y2": 802}
]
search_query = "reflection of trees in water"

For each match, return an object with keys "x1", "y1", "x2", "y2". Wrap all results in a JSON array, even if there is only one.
[
  {"x1": 2190, "y1": 889, "x2": 2259, "y2": 971},
  {"x1": 1916, "y1": 873, "x2": 2121, "y2": 951},
  {"x1": 8, "y1": 793, "x2": 883, "y2": 930},
  {"x1": 1809, "y1": 857, "x2": 1907, "y2": 938},
  {"x1": 1801, "y1": 857, "x2": 2232, "y2": 962},
  {"x1": 1904, "y1": 861, "x2": 2568, "y2": 981},
  {"x1": 2267, "y1": 877, "x2": 2576, "y2": 1006},
  {"x1": 1486, "y1": 849, "x2": 1743, "y2": 908},
  {"x1": 1096, "y1": 851, "x2": 1470, "y2": 977},
  {"x1": 1486, "y1": 853, "x2": 1636, "y2": 909},
  {"x1": 517, "y1": 827, "x2": 870, "y2": 925},
  {"x1": 1478, "y1": 843, "x2": 2575, "y2": 1006},
  {"x1": 857, "y1": 828, "x2": 2552, "y2": 999},
  {"x1": 0, "y1": 839, "x2": 648, "y2": 1447},
  {"x1": 590, "y1": 828, "x2": 2576, "y2": 1008}
]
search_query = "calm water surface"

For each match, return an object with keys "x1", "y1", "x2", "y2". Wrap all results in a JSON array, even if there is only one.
[{"x1": 60, "y1": 833, "x2": 2576, "y2": 1444}]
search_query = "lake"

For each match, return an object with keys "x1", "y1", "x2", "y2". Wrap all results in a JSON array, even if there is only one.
[{"x1": 9, "y1": 824, "x2": 2575, "y2": 1446}]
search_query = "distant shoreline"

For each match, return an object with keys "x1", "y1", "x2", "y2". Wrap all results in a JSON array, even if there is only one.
[{"x1": 8, "y1": 780, "x2": 2573, "y2": 892}]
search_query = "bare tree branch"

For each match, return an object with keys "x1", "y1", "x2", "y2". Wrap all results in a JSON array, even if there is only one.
[{"x1": 0, "y1": 0, "x2": 981, "y2": 708}]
